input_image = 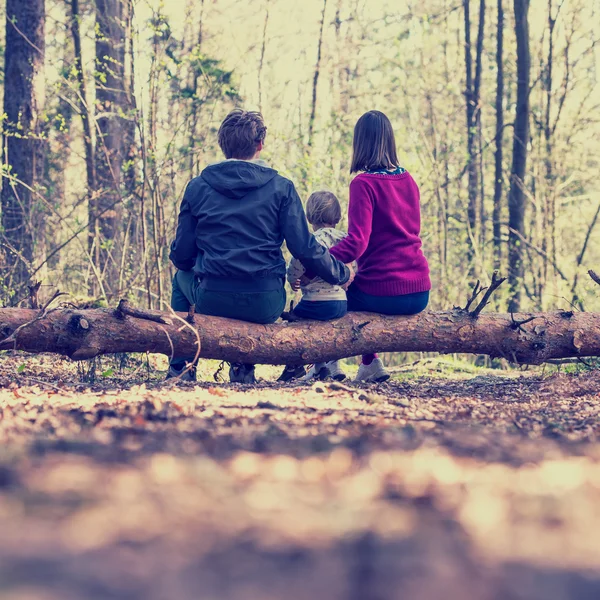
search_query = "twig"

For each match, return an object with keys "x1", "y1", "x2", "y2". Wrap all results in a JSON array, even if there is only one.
[
  {"x1": 167, "y1": 308, "x2": 202, "y2": 381},
  {"x1": 469, "y1": 271, "x2": 506, "y2": 318},
  {"x1": 463, "y1": 279, "x2": 483, "y2": 312},
  {"x1": 21, "y1": 377, "x2": 64, "y2": 392},
  {"x1": 28, "y1": 281, "x2": 42, "y2": 309},
  {"x1": 589, "y1": 270, "x2": 600, "y2": 286},
  {"x1": 0, "y1": 290, "x2": 67, "y2": 349},
  {"x1": 214, "y1": 360, "x2": 226, "y2": 383}
]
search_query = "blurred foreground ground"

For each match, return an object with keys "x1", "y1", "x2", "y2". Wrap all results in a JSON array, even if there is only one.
[{"x1": 1, "y1": 354, "x2": 600, "y2": 600}]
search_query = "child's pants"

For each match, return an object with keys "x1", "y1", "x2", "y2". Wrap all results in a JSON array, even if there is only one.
[{"x1": 292, "y1": 299, "x2": 347, "y2": 320}]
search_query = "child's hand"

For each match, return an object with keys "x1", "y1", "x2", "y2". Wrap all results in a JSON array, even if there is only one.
[{"x1": 341, "y1": 264, "x2": 356, "y2": 291}]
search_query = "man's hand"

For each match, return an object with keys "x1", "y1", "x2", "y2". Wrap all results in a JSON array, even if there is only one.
[{"x1": 341, "y1": 263, "x2": 356, "y2": 291}]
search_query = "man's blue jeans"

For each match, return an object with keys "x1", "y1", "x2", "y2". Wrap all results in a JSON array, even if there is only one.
[{"x1": 170, "y1": 270, "x2": 286, "y2": 370}]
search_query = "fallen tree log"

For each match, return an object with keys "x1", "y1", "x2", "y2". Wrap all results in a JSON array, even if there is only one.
[{"x1": 0, "y1": 306, "x2": 599, "y2": 365}]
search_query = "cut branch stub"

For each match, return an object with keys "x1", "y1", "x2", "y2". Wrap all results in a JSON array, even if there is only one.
[{"x1": 116, "y1": 299, "x2": 173, "y2": 325}]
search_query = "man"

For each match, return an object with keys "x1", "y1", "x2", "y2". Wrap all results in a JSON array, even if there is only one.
[{"x1": 169, "y1": 109, "x2": 353, "y2": 383}]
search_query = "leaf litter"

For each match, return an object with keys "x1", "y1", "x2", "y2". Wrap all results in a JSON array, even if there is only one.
[{"x1": 1, "y1": 352, "x2": 600, "y2": 599}]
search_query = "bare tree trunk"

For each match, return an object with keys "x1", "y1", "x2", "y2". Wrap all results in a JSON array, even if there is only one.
[
  {"x1": 543, "y1": 0, "x2": 558, "y2": 303},
  {"x1": 94, "y1": 0, "x2": 129, "y2": 298},
  {"x1": 1, "y1": 307, "x2": 599, "y2": 366},
  {"x1": 493, "y1": 0, "x2": 504, "y2": 270},
  {"x1": 308, "y1": 0, "x2": 327, "y2": 148},
  {"x1": 475, "y1": 0, "x2": 486, "y2": 248},
  {"x1": 70, "y1": 0, "x2": 97, "y2": 285},
  {"x1": 1, "y1": 0, "x2": 46, "y2": 291},
  {"x1": 122, "y1": 0, "x2": 137, "y2": 201},
  {"x1": 463, "y1": 0, "x2": 478, "y2": 261},
  {"x1": 187, "y1": 0, "x2": 205, "y2": 176},
  {"x1": 257, "y1": 4, "x2": 269, "y2": 113},
  {"x1": 570, "y1": 199, "x2": 600, "y2": 308},
  {"x1": 507, "y1": 0, "x2": 531, "y2": 312}
]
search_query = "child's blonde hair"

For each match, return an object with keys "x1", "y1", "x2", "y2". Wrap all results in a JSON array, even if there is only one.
[{"x1": 306, "y1": 191, "x2": 341, "y2": 227}]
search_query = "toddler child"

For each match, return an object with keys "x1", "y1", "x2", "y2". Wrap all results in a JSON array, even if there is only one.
[{"x1": 279, "y1": 191, "x2": 348, "y2": 382}]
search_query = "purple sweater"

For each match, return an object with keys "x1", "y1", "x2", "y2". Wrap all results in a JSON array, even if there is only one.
[{"x1": 330, "y1": 171, "x2": 431, "y2": 296}]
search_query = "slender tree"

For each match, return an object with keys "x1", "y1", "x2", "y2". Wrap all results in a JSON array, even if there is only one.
[
  {"x1": 94, "y1": 0, "x2": 131, "y2": 297},
  {"x1": 1, "y1": 0, "x2": 46, "y2": 290},
  {"x1": 474, "y1": 0, "x2": 486, "y2": 245},
  {"x1": 463, "y1": 0, "x2": 478, "y2": 254},
  {"x1": 308, "y1": 0, "x2": 327, "y2": 148},
  {"x1": 71, "y1": 0, "x2": 97, "y2": 260},
  {"x1": 507, "y1": 0, "x2": 531, "y2": 312},
  {"x1": 257, "y1": 3, "x2": 269, "y2": 113},
  {"x1": 493, "y1": 0, "x2": 504, "y2": 270}
]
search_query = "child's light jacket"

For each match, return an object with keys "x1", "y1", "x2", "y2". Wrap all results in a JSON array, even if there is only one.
[{"x1": 287, "y1": 228, "x2": 348, "y2": 301}]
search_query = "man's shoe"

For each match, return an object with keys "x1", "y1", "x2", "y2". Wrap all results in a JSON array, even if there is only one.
[
  {"x1": 166, "y1": 364, "x2": 197, "y2": 382},
  {"x1": 355, "y1": 358, "x2": 390, "y2": 383},
  {"x1": 278, "y1": 365, "x2": 307, "y2": 382},
  {"x1": 326, "y1": 360, "x2": 346, "y2": 381},
  {"x1": 229, "y1": 363, "x2": 257, "y2": 384}
]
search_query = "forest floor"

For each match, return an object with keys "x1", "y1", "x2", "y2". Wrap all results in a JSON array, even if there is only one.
[{"x1": 1, "y1": 353, "x2": 600, "y2": 600}]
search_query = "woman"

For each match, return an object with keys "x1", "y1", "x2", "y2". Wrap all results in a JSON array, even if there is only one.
[{"x1": 329, "y1": 110, "x2": 431, "y2": 382}]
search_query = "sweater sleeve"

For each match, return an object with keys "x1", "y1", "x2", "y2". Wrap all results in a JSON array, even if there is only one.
[
  {"x1": 330, "y1": 177, "x2": 374, "y2": 263},
  {"x1": 287, "y1": 257, "x2": 306, "y2": 284}
]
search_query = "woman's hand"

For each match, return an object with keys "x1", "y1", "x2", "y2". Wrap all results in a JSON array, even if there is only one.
[{"x1": 341, "y1": 263, "x2": 356, "y2": 291}]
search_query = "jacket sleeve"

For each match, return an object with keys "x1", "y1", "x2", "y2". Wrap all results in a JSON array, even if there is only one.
[
  {"x1": 169, "y1": 182, "x2": 198, "y2": 272},
  {"x1": 329, "y1": 177, "x2": 373, "y2": 263},
  {"x1": 279, "y1": 182, "x2": 349, "y2": 286}
]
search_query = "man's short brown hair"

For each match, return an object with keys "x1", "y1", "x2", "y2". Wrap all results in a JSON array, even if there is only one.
[
  {"x1": 306, "y1": 191, "x2": 342, "y2": 227},
  {"x1": 218, "y1": 109, "x2": 267, "y2": 160}
]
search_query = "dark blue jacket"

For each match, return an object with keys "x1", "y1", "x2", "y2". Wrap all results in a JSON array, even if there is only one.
[{"x1": 170, "y1": 160, "x2": 350, "y2": 287}]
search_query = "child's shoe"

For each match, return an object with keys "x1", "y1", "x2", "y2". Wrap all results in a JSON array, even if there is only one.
[
  {"x1": 229, "y1": 363, "x2": 257, "y2": 384},
  {"x1": 355, "y1": 358, "x2": 390, "y2": 383},
  {"x1": 278, "y1": 365, "x2": 307, "y2": 382},
  {"x1": 302, "y1": 362, "x2": 329, "y2": 381},
  {"x1": 166, "y1": 364, "x2": 197, "y2": 382},
  {"x1": 325, "y1": 360, "x2": 346, "y2": 381}
]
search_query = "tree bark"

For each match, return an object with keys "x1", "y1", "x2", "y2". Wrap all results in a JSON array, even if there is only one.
[
  {"x1": 71, "y1": 0, "x2": 97, "y2": 271},
  {"x1": 1, "y1": 0, "x2": 46, "y2": 289},
  {"x1": 94, "y1": 0, "x2": 130, "y2": 297},
  {"x1": 308, "y1": 0, "x2": 327, "y2": 148},
  {"x1": 474, "y1": 0, "x2": 486, "y2": 247},
  {"x1": 493, "y1": 0, "x2": 504, "y2": 270},
  {"x1": 463, "y1": 0, "x2": 478, "y2": 260},
  {"x1": 507, "y1": 0, "x2": 531, "y2": 312},
  {"x1": 0, "y1": 308, "x2": 598, "y2": 366}
]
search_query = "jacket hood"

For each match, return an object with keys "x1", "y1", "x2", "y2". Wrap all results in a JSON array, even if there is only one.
[{"x1": 201, "y1": 160, "x2": 278, "y2": 199}]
